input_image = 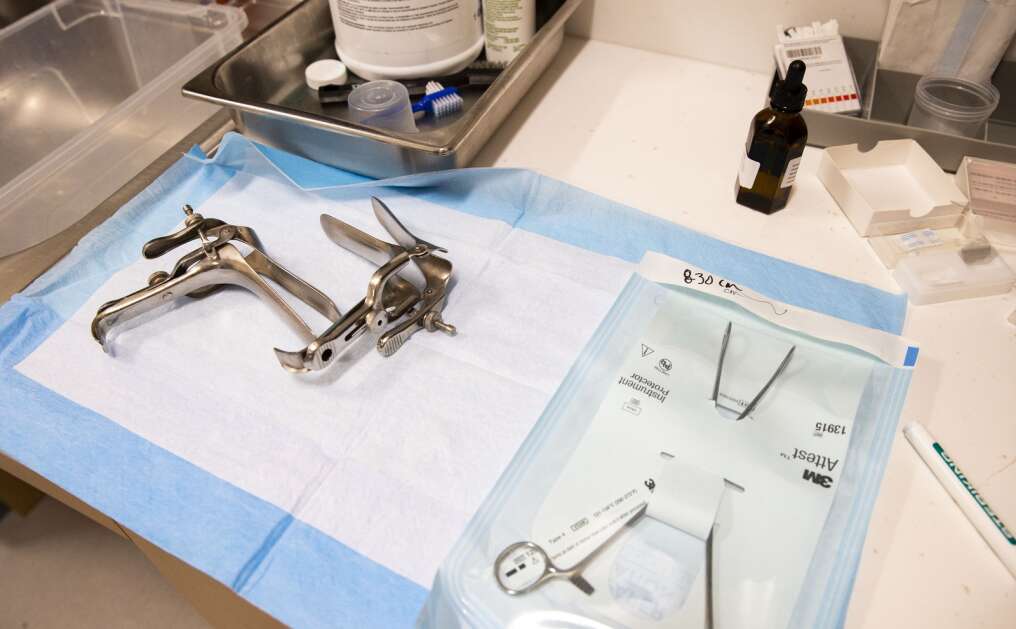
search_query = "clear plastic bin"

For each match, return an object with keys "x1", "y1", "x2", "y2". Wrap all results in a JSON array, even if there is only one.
[
  {"x1": 906, "y1": 75, "x2": 1000, "y2": 139},
  {"x1": 0, "y1": 0, "x2": 246, "y2": 257}
]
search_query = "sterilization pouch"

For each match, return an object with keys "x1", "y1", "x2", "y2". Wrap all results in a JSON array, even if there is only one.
[{"x1": 421, "y1": 253, "x2": 916, "y2": 629}]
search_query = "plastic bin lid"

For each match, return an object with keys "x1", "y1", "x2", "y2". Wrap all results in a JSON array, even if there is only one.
[{"x1": 0, "y1": 0, "x2": 246, "y2": 257}]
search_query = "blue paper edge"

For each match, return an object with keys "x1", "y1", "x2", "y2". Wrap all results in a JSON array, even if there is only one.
[{"x1": 0, "y1": 134, "x2": 911, "y2": 628}]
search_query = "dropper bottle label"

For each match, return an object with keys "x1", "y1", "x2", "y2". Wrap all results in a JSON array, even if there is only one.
[
  {"x1": 780, "y1": 157, "x2": 802, "y2": 188},
  {"x1": 738, "y1": 152, "x2": 761, "y2": 188}
]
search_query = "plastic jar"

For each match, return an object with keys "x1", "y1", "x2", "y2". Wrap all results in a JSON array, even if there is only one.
[
  {"x1": 907, "y1": 75, "x2": 1000, "y2": 138},
  {"x1": 329, "y1": 0, "x2": 483, "y2": 80}
]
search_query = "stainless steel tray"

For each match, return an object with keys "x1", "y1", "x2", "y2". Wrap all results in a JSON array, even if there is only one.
[
  {"x1": 787, "y1": 38, "x2": 1016, "y2": 172},
  {"x1": 184, "y1": 0, "x2": 585, "y2": 177}
]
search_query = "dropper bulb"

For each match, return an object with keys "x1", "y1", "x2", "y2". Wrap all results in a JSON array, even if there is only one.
[
  {"x1": 785, "y1": 60, "x2": 806, "y2": 90},
  {"x1": 769, "y1": 59, "x2": 808, "y2": 112}
]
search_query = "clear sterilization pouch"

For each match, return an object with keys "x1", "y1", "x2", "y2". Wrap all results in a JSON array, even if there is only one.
[{"x1": 420, "y1": 253, "x2": 917, "y2": 629}]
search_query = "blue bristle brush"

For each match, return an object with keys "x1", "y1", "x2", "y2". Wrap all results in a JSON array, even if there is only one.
[{"x1": 412, "y1": 86, "x2": 464, "y2": 120}]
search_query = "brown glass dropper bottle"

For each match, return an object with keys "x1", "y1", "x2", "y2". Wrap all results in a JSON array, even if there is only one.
[{"x1": 735, "y1": 60, "x2": 808, "y2": 214}]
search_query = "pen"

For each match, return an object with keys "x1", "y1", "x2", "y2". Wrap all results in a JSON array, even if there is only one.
[{"x1": 903, "y1": 423, "x2": 1016, "y2": 579}]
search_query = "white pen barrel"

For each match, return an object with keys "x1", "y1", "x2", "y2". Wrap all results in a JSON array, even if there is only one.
[{"x1": 904, "y1": 423, "x2": 1016, "y2": 580}]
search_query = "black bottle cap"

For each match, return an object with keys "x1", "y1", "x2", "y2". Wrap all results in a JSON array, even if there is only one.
[{"x1": 771, "y1": 60, "x2": 807, "y2": 112}]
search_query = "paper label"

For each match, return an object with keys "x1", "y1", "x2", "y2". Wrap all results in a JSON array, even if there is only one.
[
  {"x1": 645, "y1": 459, "x2": 725, "y2": 539},
  {"x1": 738, "y1": 151, "x2": 761, "y2": 189},
  {"x1": 896, "y1": 228, "x2": 942, "y2": 251},
  {"x1": 639, "y1": 253, "x2": 918, "y2": 368},
  {"x1": 967, "y1": 160, "x2": 1016, "y2": 221},
  {"x1": 780, "y1": 157, "x2": 802, "y2": 188},
  {"x1": 783, "y1": 44, "x2": 825, "y2": 60}
]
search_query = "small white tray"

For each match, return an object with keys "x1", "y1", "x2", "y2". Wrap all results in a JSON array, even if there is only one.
[{"x1": 818, "y1": 139, "x2": 967, "y2": 236}]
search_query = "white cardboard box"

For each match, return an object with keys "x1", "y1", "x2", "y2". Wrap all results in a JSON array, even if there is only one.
[
  {"x1": 818, "y1": 139, "x2": 968, "y2": 236},
  {"x1": 774, "y1": 20, "x2": 861, "y2": 115}
]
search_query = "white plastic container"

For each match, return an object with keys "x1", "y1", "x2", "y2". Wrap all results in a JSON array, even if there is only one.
[
  {"x1": 483, "y1": 0, "x2": 535, "y2": 65},
  {"x1": 894, "y1": 249, "x2": 1015, "y2": 305},
  {"x1": 328, "y1": 0, "x2": 483, "y2": 80},
  {"x1": 0, "y1": 0, "x2": 246, "y2": 257}
]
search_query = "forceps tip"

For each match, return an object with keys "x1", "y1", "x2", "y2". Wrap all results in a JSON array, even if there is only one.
[{"x1": 735, "y1": 343, "x2": 797, "y2": 421}]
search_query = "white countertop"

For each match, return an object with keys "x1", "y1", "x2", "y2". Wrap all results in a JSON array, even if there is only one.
[{"x1": 476, "y1": 36, "x2": 1016, "y2": 628}]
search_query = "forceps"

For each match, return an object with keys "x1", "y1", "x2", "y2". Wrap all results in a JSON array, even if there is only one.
[
  {"x1": 494, "y1": 503, "x2": 648, "y2": 596},
  {"x1": 711, "y1": 321, "x2": 795, "y2": 420}
]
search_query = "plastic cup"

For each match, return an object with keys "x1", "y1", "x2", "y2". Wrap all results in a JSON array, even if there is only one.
[
  {"x1": 346, "y1": 80, "x2": 417, "y2": 134},
  {"x1": 907, "y1": 75, "x2": 1000, "y2": 138}
]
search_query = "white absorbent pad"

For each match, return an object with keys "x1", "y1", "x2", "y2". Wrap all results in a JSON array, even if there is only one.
[{"x1": 16, "y1": 171, "x2": 633, "y2": 588}]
